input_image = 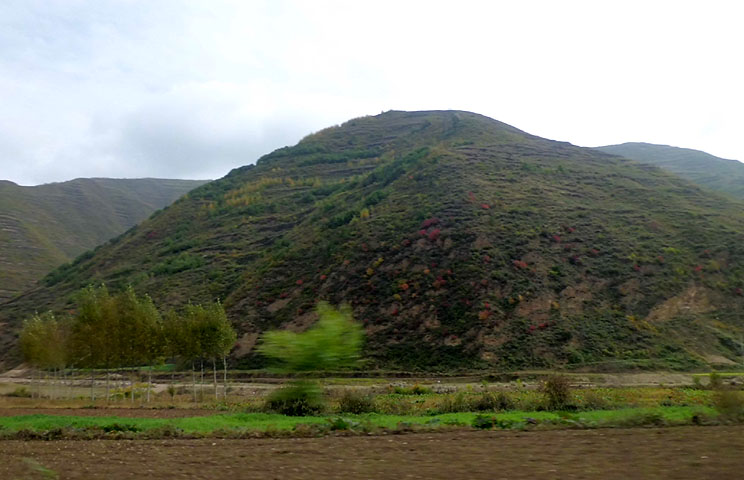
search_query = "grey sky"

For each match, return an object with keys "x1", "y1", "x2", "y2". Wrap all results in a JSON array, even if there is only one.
[{"x1": 1, "y1": 0, "x2": 742, "y2": 185}]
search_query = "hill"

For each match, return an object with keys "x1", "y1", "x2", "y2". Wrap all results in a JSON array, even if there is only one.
[
  {"x1": 596, "y1": 143, "x2": 744, "y2": 199},
  {"x1": 2, "y1": 111, "x2": 743, "y2": 371},
  {"x1": 0, "y1": 178, "x2": 208, "y2": 301}
]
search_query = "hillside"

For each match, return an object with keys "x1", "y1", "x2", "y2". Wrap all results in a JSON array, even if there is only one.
[
  {"x1": 596, "y1": 143, "x2": 744, "y2": 199},
  {"x1": 0, "y1": 178, "x2": 208, "y2": 301},
  {"x1": 2, "y1": 111, "x2": 743, "y2": 371}
]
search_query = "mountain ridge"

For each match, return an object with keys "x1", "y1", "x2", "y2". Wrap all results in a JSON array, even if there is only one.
[
  {"x1": 2, "y1": 110, "x2": 743, "y2": 371},
  {"x1": 596, "y1": 142, "x2": 744, "y2": 199},
  {"x1": 0, "y1": 177, "x2": 208, "y2": 302}
]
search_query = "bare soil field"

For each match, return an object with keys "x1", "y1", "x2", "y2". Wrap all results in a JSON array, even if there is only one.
[{"x1": 2, "y1": 426, "x2": 743, "y2": 479}]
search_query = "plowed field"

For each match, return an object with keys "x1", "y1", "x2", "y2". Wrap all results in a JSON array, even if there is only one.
[{"x1": 2, "y1": 426, "x2": 743, "y2": 479}]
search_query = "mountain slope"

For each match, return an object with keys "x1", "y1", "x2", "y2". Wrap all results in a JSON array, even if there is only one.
[
  {"x1": 2, "y1": 111, "x2": 743, "y2": 371},
  {"x1": 0, "y1": 178, "x2": 208, "y2": 301},
  {"x1": 596, "y1": 143, "x2": 744, "y2": 199}
]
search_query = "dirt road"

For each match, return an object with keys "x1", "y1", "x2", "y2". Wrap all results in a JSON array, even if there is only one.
[{"x1": 2, "y1": 425, "x2": 743, "y2": 479}]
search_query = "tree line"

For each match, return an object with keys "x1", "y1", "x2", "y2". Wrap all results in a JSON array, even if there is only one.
[{"x1": 19, "y1": 284, "x2": 237, "y2": 401}]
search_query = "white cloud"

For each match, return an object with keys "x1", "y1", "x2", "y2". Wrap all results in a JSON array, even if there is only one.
[{"x1": 0, "y1": 0, "x2": 742, "y2": 184}]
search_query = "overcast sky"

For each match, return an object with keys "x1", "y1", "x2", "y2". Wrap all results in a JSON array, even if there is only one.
[{"x1": 1, "y1": 0, "x2": 742, "y2": 185}]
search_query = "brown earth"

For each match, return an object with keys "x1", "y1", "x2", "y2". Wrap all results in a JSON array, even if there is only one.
[{"x1": 2, "y1": 426, "x2": 743, "y2": 479}]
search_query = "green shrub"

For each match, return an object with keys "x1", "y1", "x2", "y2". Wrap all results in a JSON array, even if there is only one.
[
  {"x1": 436, "y1": 391, "x2": 471, "y2": 413},
  {"x1": 264, "y1": 382, "x2": 324, "y2": 416},
  {"x1": 393, "y1": 384, "x2": 433, "y2": 395},
  {"x1": 472, "y1": 391, "x2": 514, "y2": 411},
  {"x1": 472, "y1": 414, "x2": 496, "y2": 429},
  {"x1": 326, "y1": 417, "x2": 367, "y2": 431},
  {"x1": 541, "y1": 375, "x2": 573, "y2": 410},
  {"x1": 708, "y1": 372, "x2": 724, "y2": 390},
  {"x1": 5, "y1": 386, "x2": 31, "y2": 398},
  {"x1": 102, "y1": 423, "x2": 141, "y2": 433},
  {"x1": 336, "y1": 389, "x2": 374, "y2": 414},
  {"x1": 578, "y1": 390, "x2": 611, "y2": 410},
  {"x1": 712, "y1": 389, "x2": 744, "y2": 420},
  {"x1": 374, "y1": 396, "x2": 414, "y2": 415},
  {"x1": 618, "y1": 412, "x2": 667, "y2": 427}
]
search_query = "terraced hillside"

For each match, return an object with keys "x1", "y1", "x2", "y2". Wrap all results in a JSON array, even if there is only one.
[
  {"x1": 2, "y1": 111, "x2": 743, "y2": 371},
  {"x1": 0, "y1": 178, "x2": 207, "y2": 301},
  {"x1": 597, "y1": 143, "x2": 744, "y2": 199}
]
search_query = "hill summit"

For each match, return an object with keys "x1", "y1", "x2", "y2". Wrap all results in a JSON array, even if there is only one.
[{"x1": 2, "y1": 111, "x2": 743, "y2": 370}]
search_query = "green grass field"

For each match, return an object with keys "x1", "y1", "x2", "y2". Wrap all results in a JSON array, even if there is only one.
[{"x1": 0, "y1": 406, "x2": 721, "y2": 439}]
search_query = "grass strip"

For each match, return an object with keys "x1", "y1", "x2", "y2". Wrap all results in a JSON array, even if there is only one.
[{"x1": 0, "y1": 406, "x2": 720, "y2": 439}]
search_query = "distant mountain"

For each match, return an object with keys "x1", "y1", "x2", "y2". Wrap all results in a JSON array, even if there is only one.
[
  {"x1": 2, "y1": 112, "x2": 743, "y2": 372},
  {"x1": 596, "y1": 143, "x2": 744, "y2": 199},
  {"x1": 0, "y1": 178, "x2": 208, "y2": 301}
]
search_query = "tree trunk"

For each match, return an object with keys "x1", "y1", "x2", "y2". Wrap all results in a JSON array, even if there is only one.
[
  {"x1": 191, "y1": 361, "x2": 197, "y2": 403},
  {"x1": 223, "y1": 356, "x2": 228, "y2": 401},
  {"x1": 105, "y1": 369, "x2": 110, "y2": 403},
  {"x1": 147, "y1": 366, "x2": 152, "y2": 403},
  {"x1": 213, "y1": 358, "x2": 218, "y2": 400},
  {"x1": 90, "y1": 370, "x2": 95, "y2": 402},
  {"x1": 200, "y1": 359, "x2": 204, "y2": 402}
]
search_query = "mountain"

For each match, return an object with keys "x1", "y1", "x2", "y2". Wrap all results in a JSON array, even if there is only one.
[
  {"x1": 596, "y1": 143, "x2": 744, "y2": 199},
  {"x1": 2, "y1": 111, "x2": 743, "y2": 371},
  {"x1": 0, "y1": 178, "x2": 208, "y2": 301}
]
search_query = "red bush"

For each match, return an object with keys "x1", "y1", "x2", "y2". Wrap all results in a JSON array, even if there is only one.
[
  {"x1": 320, "y1": 274, "x2": 327, "y2": 280},
  {"x1": 480, "y1": 203, "x2": 490, "y2": 210},
  {"x1": 421, "y1": 218, "x2": 440, "y2": 228},
  {"x1": 428, "y1": 229, "x2": 441, "y2": 241},
  {"x1": 552, "y1": 235, "x2": 561, "y2": 243},
  {"x1": 512, "y1": 260, "x2": 528, "y2": 269},
  {"x1": 296, "y1": 279, "x2": 304, "y2": 286},
  {"x1": 400, "y1": 283, "x2": 410, "y2": 291},
  {"x1": 633, "y1": 265, "x2": 641, "y2": 272}
]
